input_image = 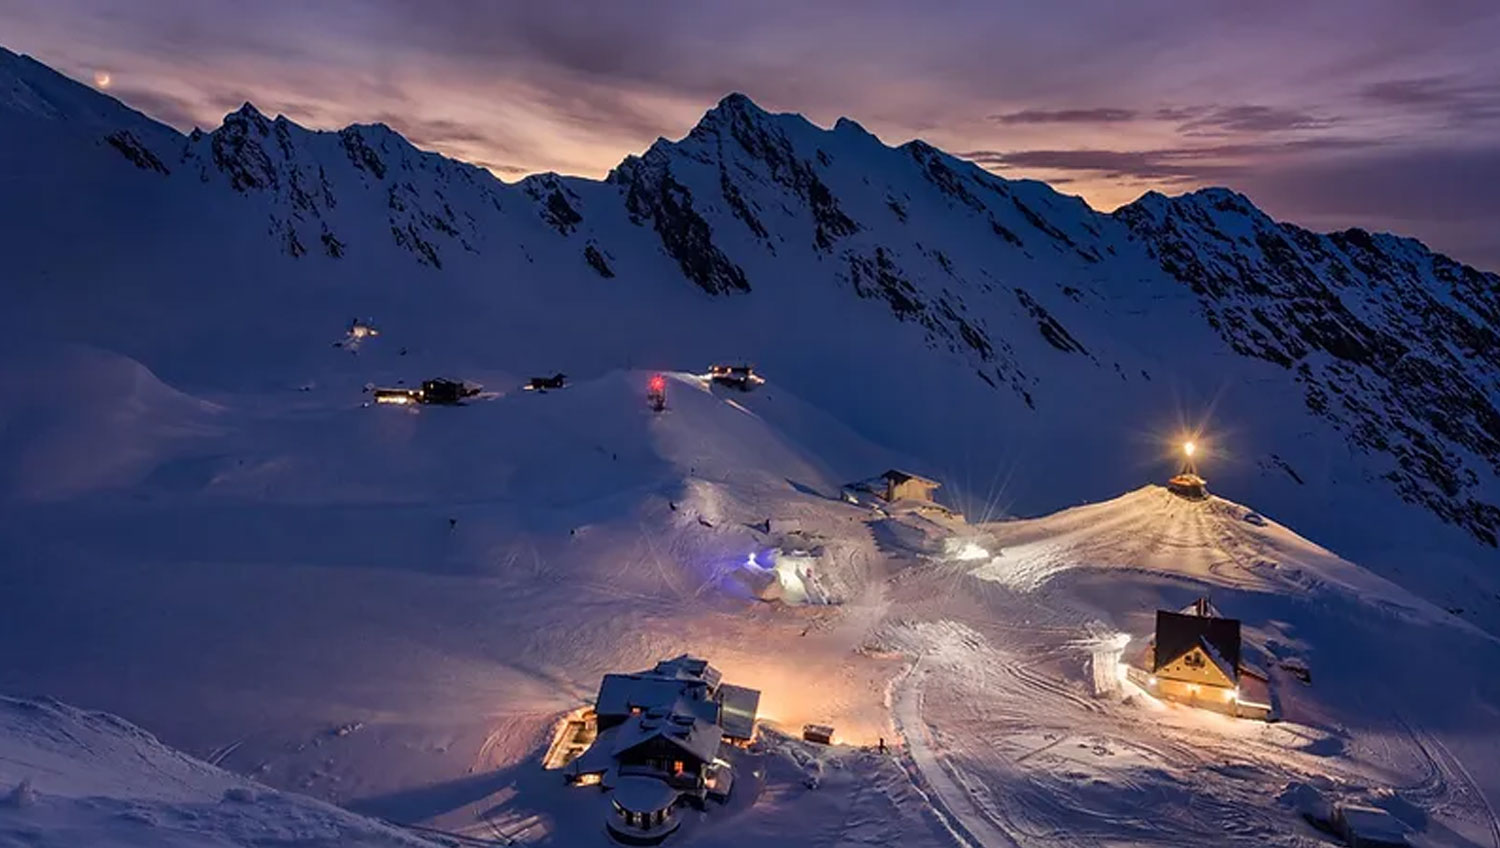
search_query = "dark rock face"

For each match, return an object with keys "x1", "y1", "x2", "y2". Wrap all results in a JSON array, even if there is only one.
[
  {"x1": 524, "y1": 175, "x2": 583, "y2": 235},
  {"x1": 210, "y1": 105, "x2": 278, "y2": 192},
  {"x1": 320, "y1": 226, "x2": 345, "y2": 258},
  {"x1": 181, "y1": 110, "x2": 486, "y2": 265},
  {"x1": 584, "y1": 243, "x2": 615, "y2": 278},
  {"x1": 610, "y1": 154, "x2": 750, "y2": 295},
  {"x1": 340, "y1": 127, "x2": 387, "y2": 179},
  {"x1": 1119, "y1": 188, "x2": 1500, "y2": 546},
  {"x1": 1015, "y1": 289, "x2": 1088, "y2": 355},
  {"x1": 702, "y1": 93, "x2": 858, "y2": 253},
  {"x1": 103, "y1": 130, "x2": 168, "y2": 174}
]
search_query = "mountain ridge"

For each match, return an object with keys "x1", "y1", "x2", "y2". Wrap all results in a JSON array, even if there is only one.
[{"x1": 2, "y1": 45, "x2": 1498, "y2": 625}]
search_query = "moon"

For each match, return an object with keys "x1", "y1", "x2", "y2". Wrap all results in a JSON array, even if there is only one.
[{"x1": 93, "y1": 70, "x2": 112, "y2": 89}]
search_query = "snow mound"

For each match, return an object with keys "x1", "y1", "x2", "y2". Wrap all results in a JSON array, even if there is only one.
[
  {"x1": 0, "y1": 345, "x2": 222, "y2": 500},
  {"x1": 0, "y1": 694, "x2": 432, "y2": 847},
  {"x1": 972, "y1": 485, "x2": 1458, "y2": 625}
]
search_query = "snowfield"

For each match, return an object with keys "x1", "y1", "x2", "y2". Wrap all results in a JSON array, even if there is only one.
[
  {"x1": 2, "y1": 45, "x2": 1499, "y2": 848},
  {"x1": 2, "y1": 355, "x2": 1498, "y2": 847}
]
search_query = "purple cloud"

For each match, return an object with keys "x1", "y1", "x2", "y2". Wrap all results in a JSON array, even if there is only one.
[{"x1": 991, "y1": 108, "x2": 1138, "y2": 125}]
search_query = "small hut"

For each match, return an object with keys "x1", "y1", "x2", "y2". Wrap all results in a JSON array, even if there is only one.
[
  {"x1": 525, "y1": 373, "x2": 568, "y2": 392},
  {"x1": 709, "y1": 364, "x2": 764, "y2": 390},
  {"x1": 880, "y1": 469, "x2": 941, "y2": 503},
  {"x1": 801, "y1": 724, "x2": 835, "y2": 745},
  {"x1": 1167, "y1": 473, "x2": 1208, "y2": 499},
  {"x1": 371, "y1": 378, "x2": 479, "y2": 406}
]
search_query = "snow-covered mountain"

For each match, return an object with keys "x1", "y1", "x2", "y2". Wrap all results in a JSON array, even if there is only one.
[{"x1": 1, "y1": 42, "x2": 1497, "y2": 626}]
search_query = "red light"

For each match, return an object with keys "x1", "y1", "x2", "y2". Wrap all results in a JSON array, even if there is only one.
[{"x1": 649, "y1": 375, "x2": 665, "y2": 391}]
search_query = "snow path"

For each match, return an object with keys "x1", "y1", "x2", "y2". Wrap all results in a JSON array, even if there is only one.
[{"x1": 892, "y1": 658, "x2": 1021, "y2": 848}]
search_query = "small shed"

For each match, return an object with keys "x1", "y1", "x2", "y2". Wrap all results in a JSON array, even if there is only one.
[
  {"x1": 1167, "y1": 472, "x2": 1208, "y2": 499},
  {"x1": 709, "y1": 364, "x2": 764, "y2": 390},
  {"x1": 1335, "y1": 804, "x2": 1408, "y2": 848},
  {"x1": 881, "y1": 469, "x2": 941, "y2": 503},
  {"x1": 802, "y1": 724, "x2": 835, "y2": 745},
  {"x1": 525, "y1": 373, "x2": 568, "y2": 392},
  {"x1": 419, "y1": 378, "x2": 478, "y2": 404}
]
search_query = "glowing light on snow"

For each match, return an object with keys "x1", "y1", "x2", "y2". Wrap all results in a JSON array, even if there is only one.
[
  {"x1": 1183, "y1": 441, "x2": 1196, "y2": 457},
  {"x1": 93, "y1": 70, "x2": 112, "y2": 89},
  {"x1": 649, "y1": 374, "x2": 666, "y2": 392},
  {"x1": 1225, "y1": 687, "x2": 1239, "y2": 702},
  {"x1": 943, "y1": 538, "x2": 991, "y2": 562}
]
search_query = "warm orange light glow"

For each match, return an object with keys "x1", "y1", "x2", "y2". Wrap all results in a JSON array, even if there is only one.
[
  {"x1": 1183, "y1": 441, "x2": 1196, "y2": 457},
  {"x1": 93, "y1": 70, "x2": 112, "y2": 89}
]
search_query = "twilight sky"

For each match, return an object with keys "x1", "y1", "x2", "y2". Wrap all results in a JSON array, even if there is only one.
[{"x1": 5, "y1": 0, "x2": 1499, "y2": 269}]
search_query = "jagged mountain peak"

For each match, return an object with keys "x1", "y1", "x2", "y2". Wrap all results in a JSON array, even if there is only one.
[
  {"x1": 713, "y1": 90, "x2": 766, "y2": 115},
  {"x1": 229, "y1": 100, "x2": 267, "y2": 120}
]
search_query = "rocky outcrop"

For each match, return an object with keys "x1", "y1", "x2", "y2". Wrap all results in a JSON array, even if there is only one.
[{"x1": 1119, "y1": 188, "x2": 1500, "y2": 546}]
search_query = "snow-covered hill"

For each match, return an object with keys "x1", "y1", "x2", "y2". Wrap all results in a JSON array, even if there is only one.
[
  {"x1": 0, "y1": 695, "x2": 434, "y2": 847},
  {"x1": 883, "y1": 486, "x2": 1500, "y2": 848}
]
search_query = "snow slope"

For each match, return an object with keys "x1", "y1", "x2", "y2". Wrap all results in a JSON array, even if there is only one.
[
  {"x1": 1, "y1": 350, "x2": 1496, "y2": 846},
  {"x1": 0, "y1": 695, "x2": 433, "y2": 847},
  {"x1": 879, "y1": 487, "x2": 1500, "y2": 847}
]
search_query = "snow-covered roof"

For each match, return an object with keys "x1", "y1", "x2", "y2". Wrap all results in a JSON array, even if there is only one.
[
  {"x1": 596, "y1": 674, "x2": 713, "y2": 720},
  {"x1": 1337, "y1": 805, "x2": 1408, "y2": 846},
  {"x1": 882, "y1": 469, "x2": 940, "y2": 487},
  {"x1": 650, "y1": 654, "x2": 723, "y2": 691},
  {"x1": 613, "y1": 776, "x2": 680, "y2": 813},
  {"x1": 1196, "y1": 635, "x2": 1238, "y2": 683},
  {"x1": 611, "y1": 703, "x2": 723, "y2": 765},
  {"x1": 1177, "y1": 596, "x2": 1222, "y2": 619}
]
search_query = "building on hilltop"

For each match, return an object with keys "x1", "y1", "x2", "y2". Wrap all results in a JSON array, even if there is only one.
[{"x1": 879, "y1": 469, "x2": 941, "y2": 503}]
